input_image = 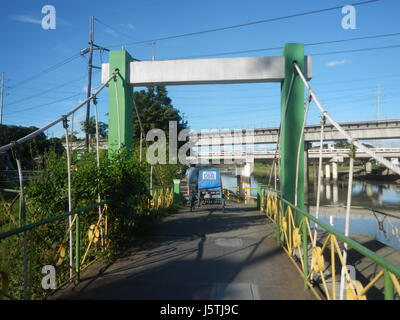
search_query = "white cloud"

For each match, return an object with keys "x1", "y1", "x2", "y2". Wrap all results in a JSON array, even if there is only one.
[
  {"x1": 120, "y1": 23, "x2": 135, "y2": 31},
  {"x1": 105, "y1": 28, "x2": 118, "y2": 37},
  {"x1": 10, "y1": 15, "x2": 42, "y2": 24},
  {"x1": 326, "y1": 59, "x2": 349, "y2": 67}
]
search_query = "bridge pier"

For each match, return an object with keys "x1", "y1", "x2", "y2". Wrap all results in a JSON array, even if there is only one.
[
  {"x1": 331, "y1": 161, "x2": 338, "y2": 181},
  {"x1": 236, "y1": 161, "x2": 253, "y2": 198},
  {"x1": 325, "y1": 164, "x2": 331, "y2": 180},
  {"x1": 366, "y1": 161, "x2": 372, "y2": 173}
]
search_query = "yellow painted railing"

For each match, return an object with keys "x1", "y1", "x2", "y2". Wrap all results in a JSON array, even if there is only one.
[
  {"x1": 261, "y1": 187, "x2": 400, "y2": 300},
  {"x1": 145, "y1": 185, "x2": 173, "y2": 211},
  {"x1": 244, "y1": 187, "x2": 257, "y2": 204},
  {"x1": 0, "y1": 184, "x2": 175, "y2": 300},
  {"x1": 222, "y1": 186, "x2": 240, "y2": 203}
]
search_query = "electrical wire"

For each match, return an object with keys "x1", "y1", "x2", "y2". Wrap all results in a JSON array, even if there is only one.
[
  {"x1": 105, "y1": 0, "x2": 379, "y2": 48},
  {"x1": 8, "y1": 53, "x2": 82, "y2": 90},
  {"x1": 163, "y1": 32, "x2": 400, "y2": 60},
  {"x1": 3, "y1": 92, "x2": 83, "y2": 116},
  {"x1": 6, "y1": 74, "x2": 87, "y2": 107}
]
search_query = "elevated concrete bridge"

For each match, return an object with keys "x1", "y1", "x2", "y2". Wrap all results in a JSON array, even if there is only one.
[
  {"x1": 189, "y1": 147, "x2": 400, "y2": 161},
  {"x1": 192, "y1": 119, "x2": 400, "y2": 146}
]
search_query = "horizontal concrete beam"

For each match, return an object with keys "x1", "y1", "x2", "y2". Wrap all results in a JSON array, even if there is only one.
[{"x1": 101, "y1": 56, "x2": 312, "y2": 86}]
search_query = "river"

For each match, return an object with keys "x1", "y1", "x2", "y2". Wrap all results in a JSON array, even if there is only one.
[{"x1": 221, "y1": 172, "x2": 400, "y2": 250}]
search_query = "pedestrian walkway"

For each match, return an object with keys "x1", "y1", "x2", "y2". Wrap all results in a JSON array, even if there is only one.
[{"x1": 52, "y1": 202, "x2": 315, "y2": 300}]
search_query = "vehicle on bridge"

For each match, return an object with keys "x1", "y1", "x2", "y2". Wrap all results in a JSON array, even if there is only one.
[
  {"x1": 198, "y1": 169, "x2": 225, "y2": 211},
  {"x1": 185, "y1": 167, "x2": 225, "y2": 211}
]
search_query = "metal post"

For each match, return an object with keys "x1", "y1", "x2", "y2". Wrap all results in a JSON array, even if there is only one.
[
  {"x1": 139, "y1": 131, "x2": 143, "y2": 162},
  {"x1": 384, "y1": 268, "x2": 394, "y2": 300},
  {"x1": 16, "y1": 157, "x2": 27, "y2": 299},
  {"x1": 75, "y1": 214, "x2": 80, "y2": 282},
  {"x1": 173, "y1": 179, "x2": 181, "y2": 205},
  {"x1": 281, "y1": 43, "x2": 307, "y2": 288},
  {"x1": 62, "y1": 118, "x2": 73, "y2": 279},
  {"x1": 257, "y1": 184, "x2": 262, "y2": 211}
]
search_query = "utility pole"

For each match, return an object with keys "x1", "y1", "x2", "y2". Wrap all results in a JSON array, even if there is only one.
[
  {"x1": 152, "y1": 42, "x2": 155, "y2": 61},
  {"x1": 0, "y1": 72, "x2": 4, "y2": 125},
  {"x1": 85, "y1": 16, "x2": 94, "y2": 150},
  {"x1": 80, "y1": 17, "x2": 109, "y2": 150}
]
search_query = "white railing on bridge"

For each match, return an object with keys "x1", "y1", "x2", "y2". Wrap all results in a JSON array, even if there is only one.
[{"x1": 195, "y1": 147, "x2": 400, "y2": 157}]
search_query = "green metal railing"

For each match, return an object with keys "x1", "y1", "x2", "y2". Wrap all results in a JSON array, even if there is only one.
[
  {"x1": 261, "y1": 185, "x2": 400, "y2": 300},
  {"x1": 0, "y1": 181, "x2": 180, "y2": 300},
  {"x1": 0, "y1": 200, "x2": 108, "y2": 300}
]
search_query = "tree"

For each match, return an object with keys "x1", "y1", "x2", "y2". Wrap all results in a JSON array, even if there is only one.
[
  {"x1": 80, "y1": 116, "x2": 108, "y2": 144},
  {"x1": 133, "y1": 86, "x2": 188, "y2": 144},
  {"x1": 132, "y1": 86, "x2": 188, "y2": 185},
  {"x1": 0, "y1": 124, "x2": 50, "y2": 169}
]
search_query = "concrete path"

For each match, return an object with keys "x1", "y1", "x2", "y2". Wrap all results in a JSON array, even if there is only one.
[{"x1": 53, "y1": 203, "x2": 315, "y2": 300}]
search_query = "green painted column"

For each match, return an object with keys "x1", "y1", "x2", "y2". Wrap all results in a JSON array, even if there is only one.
[
  {"x1": 280, "y1": 43, "x2": 305, "y2": 216},
  {"x1": 280, "y1": 43, "x2": 308, "y2": 288},
  {"x1": 108, "y1": 50, "x2": 134, "y2": 156},
  {"x1": 173, "y1": 179, "x2": 181, "y2": 205}
]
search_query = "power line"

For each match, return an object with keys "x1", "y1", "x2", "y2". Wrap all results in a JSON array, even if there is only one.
[
  {"x1": 8, "y1": 53, "x2": 82, "y2": 90},
  {"x1": 3, "y1": 92, "x2": 83, "y2": 116},
  {"x1": 5, "y1": 74, "x2": 87, "y2": 107},
  {"x1": 94, "y1": 17, "x2": 139, "y2": 41},
  {"x1": 162, "y1": 32, "x2": 400, "y2": 60},
  {"x1": 311, "y1": 44, "x2": 400, "y2": 56},
  {"x1": 105, "y1": 0, "x2": 379, "y2": 48}
]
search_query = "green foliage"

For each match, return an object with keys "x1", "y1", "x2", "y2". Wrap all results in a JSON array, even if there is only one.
[
  {"x1": 0, "y1": 147, "x2": 171, "y2": 299},
  {"x1": 80, "y1": 116, "x2": 108, "y2": 139},
  {"x1": 133, "y1": 86, "x2": 188, "y2": 146},
  {"x1": 0, "y1": 124, "x2": 64, "y2": 169}
]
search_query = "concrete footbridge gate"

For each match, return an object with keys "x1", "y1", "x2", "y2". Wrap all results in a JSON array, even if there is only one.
[{"x1": 1, "y1": 43, "x2": 400, "y2": 300}]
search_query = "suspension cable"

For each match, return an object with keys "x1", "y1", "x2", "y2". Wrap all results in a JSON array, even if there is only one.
[
  {"x1": 0, "y1": 71, "x2": 119, "y2": 153},
  {"x1": 62, "y1": 117, "x2": 73, "y2": 279},
  {"x1": 313, "y1": 115, "x2": 326, "y2": 246},
  {"x1": 11, "y1": 146, "x2": 28, "y2": 300},
  {"x1": 268, "y1": 70, "x2": 296, "y2": 188},
  {"x1": 113, "y1": 77, "x2": 122, "y2": 148},
  {"x1": 339, "y1": 144, "x2": 356, "y2": 300},
  {"x1": 93, "y1": 97, "x2": 104, "y2": 246},
  {"x1": 132, "y1": 95, "x2": 165, "y2": 188},
  {"x1": 294, "y1": 94, "x2": 312, "y2": 208},
  {"x1": 293, "y1": 62, "x2": 400, "y2": 175}
]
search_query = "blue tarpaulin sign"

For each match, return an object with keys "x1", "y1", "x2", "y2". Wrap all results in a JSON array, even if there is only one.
[{"x1": 198, "y1": 169, "x2": 221, "y2": 190}]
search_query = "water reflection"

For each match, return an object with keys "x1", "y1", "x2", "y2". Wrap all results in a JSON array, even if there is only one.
[
  {"x1": 221, "y1": 173, "x2": 400, "y2": 250},
  {"x1": 222, "y1": 173, "x2": 400, "y2": 211},
  {"x1": 307, "y1": 180, "x2": 400, "y2": 210}
]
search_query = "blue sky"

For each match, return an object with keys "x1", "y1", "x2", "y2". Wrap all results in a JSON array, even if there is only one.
[{"x1": 1, "y1": 0, "x2": 399, "y2": 143}]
